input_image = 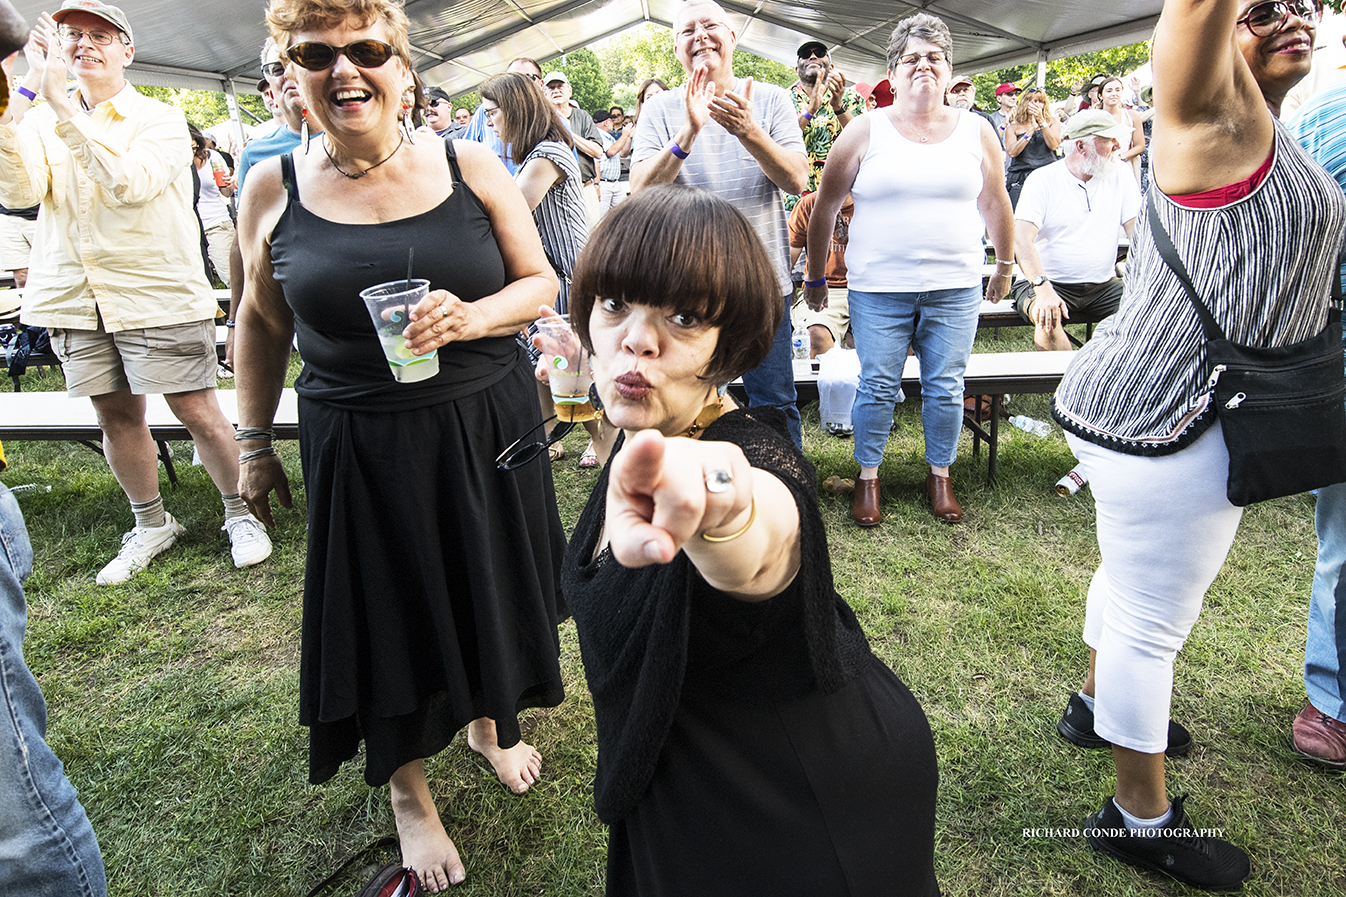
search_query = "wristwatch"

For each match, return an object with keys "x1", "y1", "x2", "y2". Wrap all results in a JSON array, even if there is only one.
[{"x1": 1030, "y1": 275, "x2": 1048, "y2": 288}]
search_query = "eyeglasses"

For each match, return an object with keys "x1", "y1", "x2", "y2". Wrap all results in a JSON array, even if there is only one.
[
  {"x1": 261, "y1": 61, "x2": 286, "y2": 80},
  {"x1": 495, "y1": 416, "x2": 575, "y2": 471},
  {"x1": 1237, "y1": 0, "x2": 1322, "y2": 36},
  {"x1": 898, "y1": 51, "x2": 946, "y2": 68},
  {"x1": 482, "y1": 104, "x2": 501, "y2": 120},
  {"x1": 57, "y1": 25, "x2": 121, "y2": 46},
  {"x1": 285, "y1": 39, "x2": 398, "y2": 72}
]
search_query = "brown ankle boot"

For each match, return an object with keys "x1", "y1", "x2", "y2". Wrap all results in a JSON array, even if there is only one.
[
  {"x1": 852, "y1": 477, "x2": 881, "y2": 526},
  {"x1": 926, "y1": 472, "x2": 962, "y2": 522}
]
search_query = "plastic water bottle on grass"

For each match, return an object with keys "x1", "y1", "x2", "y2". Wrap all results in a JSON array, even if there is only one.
[
  {"x1": 791, "y1": 320, "x2": 809, "y2": 361},
  {"x1": 1010, "y1": 415, "x2": 1052, "y2": 437}
]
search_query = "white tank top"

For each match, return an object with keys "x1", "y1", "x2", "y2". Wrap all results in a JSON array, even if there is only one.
[{"x1": 847, "y1": 109, "x2": 986, "y2": 292}]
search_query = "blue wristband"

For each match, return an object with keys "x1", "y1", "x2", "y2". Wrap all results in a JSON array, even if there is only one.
[
  {"x1": 803, "y1": 278, "x2": 826, "y2": 289},
  {"x1": 14, "y1": 85, "x2": 36, "y2": 102},
  {"x1": 667, "y1": 140, "x2": 689, "y2": 160},
  {"x1": 801, "y1": 109, "x2": 814, "y2": 121}
]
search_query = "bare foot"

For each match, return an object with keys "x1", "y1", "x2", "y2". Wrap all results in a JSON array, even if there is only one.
[
  {"x1": 390, "y1": 761, "x2": 465, "y2": 892},
  {"x1": 467, "y1": 717, "x2": 543, "y2": 794}
]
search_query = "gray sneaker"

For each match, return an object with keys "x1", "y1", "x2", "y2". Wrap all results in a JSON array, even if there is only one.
[{"x1": 96, "y1": 513, "x2": 186, "y2": 585}]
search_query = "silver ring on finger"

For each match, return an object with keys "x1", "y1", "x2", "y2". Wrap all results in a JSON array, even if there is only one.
[
  {"x1": 705, "y1": 468, "x2": 733, "y2": 493},
  {"x1": 439, "y1": 306, "x2": 450, "y2": 318}
]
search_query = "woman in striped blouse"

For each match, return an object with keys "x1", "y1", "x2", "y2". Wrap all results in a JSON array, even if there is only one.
[{"x1": 1052, "y1": 0, "x2": 1341, "y2": 890}]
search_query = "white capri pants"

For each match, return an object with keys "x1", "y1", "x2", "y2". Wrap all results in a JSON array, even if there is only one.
[{"x1": 1066, "y1": 420, "x2": 1244, "y2": 754}]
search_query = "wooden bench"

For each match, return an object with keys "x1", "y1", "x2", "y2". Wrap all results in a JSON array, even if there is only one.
[
  {"x1": 761, "y1": 350, "x2": 1075, "y2": 483},
  {"x1": 0, "y1": 388, "x2": 300, "y2": 486}
]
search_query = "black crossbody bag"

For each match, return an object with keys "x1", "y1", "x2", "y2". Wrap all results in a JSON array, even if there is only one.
[{"x1": 1147, "y1": 188, "x2": 1346, "y2": 506}]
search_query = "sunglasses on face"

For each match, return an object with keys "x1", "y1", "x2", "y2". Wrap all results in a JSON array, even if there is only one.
[
  {"x1": 285, "y1": 39, "x2": 398, "y2": 72},
  {"x1": 261, "y1": 61, "x2": 286, "y2": 79},
  {"x1": 1237, "y1": 0, "x2": 1322, "y2": 36}
]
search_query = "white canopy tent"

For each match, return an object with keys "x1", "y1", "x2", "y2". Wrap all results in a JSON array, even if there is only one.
[{"x1": 8, "y1": 0, "x2": 1162, "y2": 99}]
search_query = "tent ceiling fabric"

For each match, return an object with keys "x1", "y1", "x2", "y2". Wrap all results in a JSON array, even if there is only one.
[{"x1": 7, "y1": 0, "x2": 1160, "y2": 98}]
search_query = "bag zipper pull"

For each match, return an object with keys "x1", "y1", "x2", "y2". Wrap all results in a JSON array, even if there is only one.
[
  {"x1": 1206, "y1": 364, "x2": 1227, "y2": 390},
  {"x1": 1225, "y1": 391, "x2": 1246, "y2": 409}
]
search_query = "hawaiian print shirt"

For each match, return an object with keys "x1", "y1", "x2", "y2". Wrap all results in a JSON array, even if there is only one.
[{"x1": 787, "y1": 81, "x2": 864, "y2": 209}]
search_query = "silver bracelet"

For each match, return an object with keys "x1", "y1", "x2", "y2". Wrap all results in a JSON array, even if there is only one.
[{"x1": 239, "y1": 446, "x2": 278, "y2": 463}]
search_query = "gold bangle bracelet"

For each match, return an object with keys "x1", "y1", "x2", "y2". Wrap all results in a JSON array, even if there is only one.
[{"x1": 701, "y1": 496, "x2": 757, "y2": 543}]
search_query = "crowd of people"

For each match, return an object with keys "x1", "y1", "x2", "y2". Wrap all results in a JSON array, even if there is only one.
[{"x1": 2, "y1": 0, "x2": 1345, "y2": 895}]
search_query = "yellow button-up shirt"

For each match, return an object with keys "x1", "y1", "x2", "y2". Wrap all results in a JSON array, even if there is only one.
[{"x1": 0, "y1": 82, "x2": 215, "y2": 332}]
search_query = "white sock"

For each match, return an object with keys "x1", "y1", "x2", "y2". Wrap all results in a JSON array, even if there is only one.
[
  {"x1": 131, "y1": 495, "x2": 166, "y2": 530},
  {"x1": 221, "y1": 493, "x2": 249, "y2": 520},
  {"x1": 1078, "y1": 691, "x2": 1096, "y2": 711},
  {"x1": 1117, "y1": 800, "x2": 1173, "y2": 831}
]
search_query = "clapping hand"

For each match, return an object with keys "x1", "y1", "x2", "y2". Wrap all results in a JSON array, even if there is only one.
[
  {"x1": 709, "y1": 77, "x2": 755, "y2": 138},
  {"x1": 606, "y1": 429, "x2": 753, "y2": 567},
  {"x1": 685, "y1": 65, "x2": 715, "y2": 132}
]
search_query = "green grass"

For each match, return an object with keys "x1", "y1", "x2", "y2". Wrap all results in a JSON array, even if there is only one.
[{"x1": 3, "y1": 331, "x2": 1344, "y2": 896}]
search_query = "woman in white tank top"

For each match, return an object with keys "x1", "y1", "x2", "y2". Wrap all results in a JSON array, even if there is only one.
[{"x1": 802, "y1": 12, "x2": 1014, "y2": 528}]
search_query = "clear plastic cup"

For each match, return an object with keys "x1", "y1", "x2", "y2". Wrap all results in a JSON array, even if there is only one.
[
  {"x1": 358, "y1": 279, "x2": 438, "y2": 383},
  {"x1": 534, "y1": 314, "x2": 597, "y2": 421}
]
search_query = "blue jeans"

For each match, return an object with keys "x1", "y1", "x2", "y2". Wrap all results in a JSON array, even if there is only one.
[
  {"x1": 1308, "y1": 480, "x2": 1346, "y2": 723},
  {"x1": 740, "y1": 296, "x2": 801, "y2": 449},
  {"x1": 0, "y1": 485, "x2": 107, "y2": 897},
  {"x1": 848, "y1": 286, "x2": 981, "y2": 469}
]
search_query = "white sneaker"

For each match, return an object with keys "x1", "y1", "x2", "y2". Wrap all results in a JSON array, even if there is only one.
[
  {"x1": 96, "y1": 514, "x2": 186, "y2": 585},
  {"x1": 223, "y1": 514, "x2": 272, "y2": 568}
]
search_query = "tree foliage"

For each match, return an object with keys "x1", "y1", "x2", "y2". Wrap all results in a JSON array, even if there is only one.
[
  {"x1": 969, "y1": 40, "x2": 1152, "y2": 111},
  {"x1": 133, "y1": 85, "x2": 270, "y2": 131}
]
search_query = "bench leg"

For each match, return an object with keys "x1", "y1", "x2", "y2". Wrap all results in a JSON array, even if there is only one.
[
  {"x1": 988, "y1": 396, "x2": 1001, "y2": 485},
  {"x1": 157, "y1": 440, "x2": 178, "y2": 488}
]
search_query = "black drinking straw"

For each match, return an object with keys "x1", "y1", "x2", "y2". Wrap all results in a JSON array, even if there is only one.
[{"x1": 404, "y1": 247, "x2": 414, "y2": 322}]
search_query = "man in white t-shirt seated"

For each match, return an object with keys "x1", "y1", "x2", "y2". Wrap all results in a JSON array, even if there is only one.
[{"x1": 1010, "y1": 109, "x2": 1140, "y2": 351}]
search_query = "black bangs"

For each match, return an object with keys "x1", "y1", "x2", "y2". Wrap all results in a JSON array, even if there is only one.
[{"x1": 570, "y1": 185, "x2": 782, "y2": 385}]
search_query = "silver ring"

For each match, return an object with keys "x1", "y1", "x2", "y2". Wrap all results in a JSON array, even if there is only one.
[
  {"x1": 705, "y1": 468, "x2": 733, "y2": 493},
  {"x1": 439, "y1": 306, "x2": 450, "y2": 318}
]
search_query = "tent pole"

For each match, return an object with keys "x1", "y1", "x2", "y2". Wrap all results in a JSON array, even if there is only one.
[
  {"x1": 1036, "y1": 50, "x2": 1047, "y2": 89},
  {"x1": 222, "y1": 80, "x2": 247, "y2": 153}
]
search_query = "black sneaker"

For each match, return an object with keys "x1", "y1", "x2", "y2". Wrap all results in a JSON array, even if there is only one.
[
  {"x1": 1084, "y1": 795, "x2": 1250, "y2": 891},
  {"x1": 1057, "y1": 692, "x2": 1193, "y2": 757}
]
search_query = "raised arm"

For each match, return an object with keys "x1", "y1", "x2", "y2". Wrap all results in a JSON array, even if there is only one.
[
  {"x1": 1151, "y1": 0, "x2": 1274, "y2": 193},
  {"x1": 630, "y1": 70, "x2": 712, "y2": 191},
  {"x1": 709, "y1": 78, "x2": 808, "y2": 194}
]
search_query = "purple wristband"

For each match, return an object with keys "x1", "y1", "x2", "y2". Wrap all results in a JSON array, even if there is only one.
[
  {"x1": 801, "y1": 109, "x2": 814, "y2": 122},
  {"x1": 14, "y1": 85, "x2": 36, "y2": 102},
  {"x1": 803, "y1": 278, "x2": 826, "y2": 289},
  {"x1": 667, "y1": 140, "x2": 689, "y2": 160}
]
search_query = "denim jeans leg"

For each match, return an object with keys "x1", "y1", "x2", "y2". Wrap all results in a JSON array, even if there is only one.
[
  {"x1": 1307, "y1": 480, "x2": 1346, "y2": 721},
  {"x1": 910, "y1": 286, "x2": 981, "y2": 469},
  {"x1": 848, "y1": 289, "x2": 917, "y2": 469},
  {"x1": 740, "y1": 295, "x2": 801, "y2": 449},
  {"x1": 0, "y1": 485, "x2": 107, "y2": 897}
]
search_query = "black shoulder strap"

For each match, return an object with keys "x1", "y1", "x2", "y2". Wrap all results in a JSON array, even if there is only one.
[
  {"x1": 280, "y1": 153, "x2": 300, "y2": 202},
  {"x1": 1145, "y1": 186, "x2": 1226, "y2": 341},
  {"x1": 444, "y1": 138, "x2": 462, "y2": 183}
]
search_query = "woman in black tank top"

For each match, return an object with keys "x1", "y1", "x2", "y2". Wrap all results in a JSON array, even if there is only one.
[{"x1": 233, "y1": 2, "x2": 566, "y2": 890}]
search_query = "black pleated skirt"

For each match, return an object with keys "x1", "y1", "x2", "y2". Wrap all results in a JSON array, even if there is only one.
[
  {"x1": 296, "y1": 360, "x2": 567, "y2": 786},
  {"x1": 605, "y1": 655, "x2": 940, "y2": 896}
]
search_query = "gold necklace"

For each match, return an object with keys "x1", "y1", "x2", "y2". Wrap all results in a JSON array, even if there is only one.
[{"x1": 323, "y1": 132, "x2": 404, "y2": 179}]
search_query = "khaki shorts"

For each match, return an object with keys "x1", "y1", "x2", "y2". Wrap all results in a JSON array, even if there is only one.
[
  {"x1": 0, "y1": 215, "x2": 35, "y2": 271},
  {"x1": 791, "y1": 287, "x2": 851, "y2": 346},
  {"x1": 50, "y1": 318, "x2": 218, "y2": 398}
]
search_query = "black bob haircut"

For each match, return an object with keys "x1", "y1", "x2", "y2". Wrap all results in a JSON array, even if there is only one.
[{"x1": 569, "y1": 185, "x2": 782, "y2": 386}]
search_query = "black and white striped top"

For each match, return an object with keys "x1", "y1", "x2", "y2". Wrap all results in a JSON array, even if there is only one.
[
  {"x1": 520, "y1": 140, "x2": 588, "y2": 315},
  {"x1": 1053, "y1": 120, "x2": 1346, "y2": 455}
]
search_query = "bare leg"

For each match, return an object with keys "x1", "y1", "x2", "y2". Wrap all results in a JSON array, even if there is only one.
[
  {"x1": 466, "y1": 717, "x2": 541, "y2": 794},
  {"x1": 582, "y1": 418, "x2": 618, "y2": 466},
  {"x1": 930, "y1": 464, "x2": 949, "y2": 477},
  {"x1": 1112, "y1": 745, "x2": 1168, "y2": 819},
  {"x1": 164, "y1": 388, "x2": 241, "y2": 497},
  {"x1": 390, "y1": 759, "x2": 464, "y2": 892},
  {"x1": 1034, "y1": 321, "x2": 1072, "y2": 351},
  {"x1": 90, "y1": 390, "x2": 161, "y2": 503},
  {"x1": 858, "y1": 465, "x2": 879, "y2": 481},
  {"x1": 1082, "y1": 647, "x2": 1097, "y2": 698},
  {"x1": 808, "y1": 324, "x2": 835, "y2": 357}
]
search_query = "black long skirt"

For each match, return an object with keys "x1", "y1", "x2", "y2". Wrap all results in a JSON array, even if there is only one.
[{"x1": 297, "y1": 361, "x2": 567, "y2": 786}]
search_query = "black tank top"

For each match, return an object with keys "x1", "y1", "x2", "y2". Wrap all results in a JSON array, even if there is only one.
[
  {"x1": 271, "y1": 140, "x2": 516, "y2": 411},
  {"x1": 1007, "y1": 127, "x2": 1057, "y2": 174}
]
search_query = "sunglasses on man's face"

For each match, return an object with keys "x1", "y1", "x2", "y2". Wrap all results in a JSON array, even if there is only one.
[
  {"x1": 1237, "y1": 0, "x2": 1322, "y2": 36},
  {"x1": 261, "y1": 61, "x2": 286, "y2": 79},
  {"x1": 286, "y1": 39, "x2": 398, "y2": 72}
]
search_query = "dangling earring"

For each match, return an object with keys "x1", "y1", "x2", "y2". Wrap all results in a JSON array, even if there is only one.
[
  {"x1": 300, "y1": 107, "x2": 310, "y2": 153},
  {"x1": 401, "y1": 97, "x2": 416, "y2": 144}
]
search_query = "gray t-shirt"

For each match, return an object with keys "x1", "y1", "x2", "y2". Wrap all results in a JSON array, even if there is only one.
[{"x1": 632, "y1": 80, "x2": 804, "y2": 296}]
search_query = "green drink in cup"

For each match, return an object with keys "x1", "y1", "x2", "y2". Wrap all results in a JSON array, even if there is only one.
[{"x1": 359, "y1": 279, "x2": 438, "y2": 383}]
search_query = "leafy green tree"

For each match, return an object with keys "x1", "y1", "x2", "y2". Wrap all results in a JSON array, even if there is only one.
[
  {"x1": 732, "y1": 51, "x2": 796, "y2": 88},
  {"x1": 545, "y1": 47, "x2": 613, "y2": 114},
  {"x1": 970, "y1": 40, "x2": 1152, "y2": 111},
  {"x1": 132, "y1": 85, "x2": 270, "y2": 129}
]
